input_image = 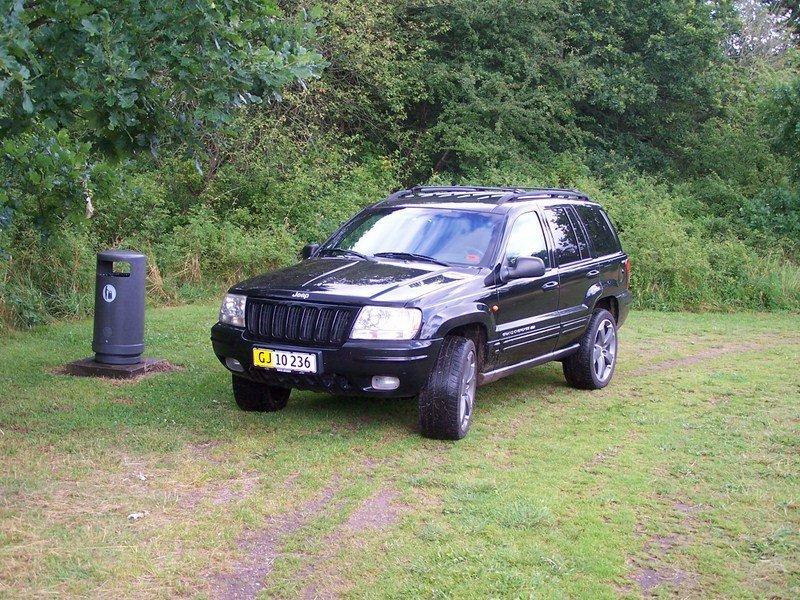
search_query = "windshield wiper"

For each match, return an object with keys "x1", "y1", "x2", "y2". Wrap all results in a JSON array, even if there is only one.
[
  {"x1": 373, "y1": 252, "x2": 450, "y2": 267},
  {"x1": 318, "y1": 247, "x2": 375, "y2": 261}
]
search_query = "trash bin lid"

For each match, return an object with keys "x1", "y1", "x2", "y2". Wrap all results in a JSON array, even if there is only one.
[{"x1": 97, "y1": 249, "x2": 146, "y2": 262}]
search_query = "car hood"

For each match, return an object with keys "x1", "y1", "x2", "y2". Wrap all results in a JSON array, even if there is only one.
[{"x1": 231, "y1": 257, "x2": 482, "y2": 304}]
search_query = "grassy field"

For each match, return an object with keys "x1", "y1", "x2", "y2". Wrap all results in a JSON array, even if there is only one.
[{"x1": 1, "y1": 305, "x2": 798, "y2": 599}]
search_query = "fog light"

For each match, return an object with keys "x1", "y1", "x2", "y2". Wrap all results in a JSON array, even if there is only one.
[
  {"x1": 372, "y1": 375, "x2": 400, "y2": 390},
  {"x1": 225, "y1": 357, "x2": 245, "y2": 372}
]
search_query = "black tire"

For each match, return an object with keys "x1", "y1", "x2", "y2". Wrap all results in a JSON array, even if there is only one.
[
  {"x1": 418, "y1": 336, "x2": 478, "y2": 440},
  {"x1": 562, "y1": 308, "x2": 618, "y2": 390},
  {"x1": 232, "y1": 375, "x2": 291, "y2": 412}
]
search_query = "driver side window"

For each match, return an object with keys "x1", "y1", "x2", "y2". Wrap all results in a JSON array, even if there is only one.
[{"x1": 504, "y1": 212, "x2": 549, "y2": 268}]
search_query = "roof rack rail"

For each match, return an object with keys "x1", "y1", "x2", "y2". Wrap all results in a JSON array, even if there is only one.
[
  {"x1": 374, "y1": 188, "x2": 415, "y2": 206},
  {"x1": 495, "y1": 189, "x2": 587, "y2": 205},
  {"x1": 409, "y1": 185, "x2": 529, "y2": 194},
  {"x1": 378, "y1": 185, "x2": 588, "y2": 206}
]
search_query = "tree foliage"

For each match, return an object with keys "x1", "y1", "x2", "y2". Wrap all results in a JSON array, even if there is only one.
[
  {"x1": 0, "y1": 0, "x2": 324, "y2": 151},
  {"x1": 297, "y1": 0, "x2": 738, "y2": 177},
  {"x1": 764, "y1": 59, "x2": 800, "y2": 167},
  {"x1": 2, "y1": 0, "x2": 800, "y2": 325},
  {"x1": 764, "y1": 0, "x2": 800, "y2": 40},
  {"x1": 731, "y1": 0, "x2": 794, "y2": 62},
  {"x1": 0, "y1": 0, "x2": 324, "y2": 235}
]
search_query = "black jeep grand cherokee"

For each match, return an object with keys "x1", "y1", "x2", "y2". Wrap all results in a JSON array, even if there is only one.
[{"x1": 212, "y1": 186, "x2": 631, "y2": 440}]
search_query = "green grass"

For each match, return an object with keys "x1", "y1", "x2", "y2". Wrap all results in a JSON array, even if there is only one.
[{"x1": 1, "y1": 305, "x2": 799, "y2": 598}]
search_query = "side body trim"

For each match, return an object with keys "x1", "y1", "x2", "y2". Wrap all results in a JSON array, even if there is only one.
[{"x1": 478, "y1": 343, "x2": 580, "y2": 385}]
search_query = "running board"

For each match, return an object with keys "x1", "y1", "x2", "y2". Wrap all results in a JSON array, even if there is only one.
[{"x1": 478, "y1": 344, "x2": 580, "y2": 386}]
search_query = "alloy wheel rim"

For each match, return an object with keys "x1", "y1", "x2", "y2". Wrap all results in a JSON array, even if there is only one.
[
  {"x1": 458, "y1": 349, "x2": 477, "y2": 430},
  {"x1": 592, "y1": 319, "x2": 617, "y2": 382}
]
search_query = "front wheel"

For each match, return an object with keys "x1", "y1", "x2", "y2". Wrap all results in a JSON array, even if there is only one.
[
  {"x1": 562, "y1": 309, "x2": 618, "y2": 389},
  {"x1": 232, "y1": 375, "x2": 291, "y2": 412},
  {"x1": 418, "y1": 336, "x2": 478, "y2": 440}
]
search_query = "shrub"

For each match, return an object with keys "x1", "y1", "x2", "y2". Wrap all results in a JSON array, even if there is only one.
[{"x1": 0, "y1": 229, "x2": 95, "y2": 327}]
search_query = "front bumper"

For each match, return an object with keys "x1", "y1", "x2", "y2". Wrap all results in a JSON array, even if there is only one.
[{"x1": 211, "y1": 323, "x2": 442, "y2": 397}]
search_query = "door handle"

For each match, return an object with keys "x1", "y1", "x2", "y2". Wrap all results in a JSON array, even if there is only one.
[
  {"x1": 586, "y1": 269, "x2": 600, "y2": 277},
  {"x1": 542, "y1": 281, "x2": 559, "y2": 289}
]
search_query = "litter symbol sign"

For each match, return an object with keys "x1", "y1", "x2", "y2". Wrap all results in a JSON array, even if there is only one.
[{"x1": 102, "y1": 284, "x2": 117, "y2": 303}]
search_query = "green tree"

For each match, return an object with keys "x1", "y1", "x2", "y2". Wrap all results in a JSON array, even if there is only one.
[
  {"x1": 1, "y1": 0, "x2": 324, "y2": 151},
  {"x1": 0, "y1": 0, "x2": 324, "y2": 234},
  {"x1": 764, "y1": 66, "x2": 800, "y2": 169},
  {"x1": 764, "y1": 0, "x2": 800, "y2": 41},
  {"x1": 395, "y1": 0, "x2": 737, "y2": 177},
  {"x1": 571, "y1": 0, "x2": 736, "y2": 167}
]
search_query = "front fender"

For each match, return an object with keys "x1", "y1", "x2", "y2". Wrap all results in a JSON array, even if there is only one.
[{"x1": 420, "y1": 301, "x2": 495, "y2": 340}]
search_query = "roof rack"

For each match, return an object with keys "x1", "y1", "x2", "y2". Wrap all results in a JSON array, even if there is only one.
[
  {"x1": 495, "y1": 189, "x2": 587, "y2": 205},
  {"x1": 409, "y1": 185, "x2": 529, "y2": 194},
  {"x1": 378, "y1": 185, "x2": 588, "y2": 207},
  {"x1": 383, "y1": 188, "x2": 414, "y2": 202}
]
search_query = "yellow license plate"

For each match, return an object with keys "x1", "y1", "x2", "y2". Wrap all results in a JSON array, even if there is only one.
[{"x1": 252, "y1": 348, "x2": 317, "y2": 373}]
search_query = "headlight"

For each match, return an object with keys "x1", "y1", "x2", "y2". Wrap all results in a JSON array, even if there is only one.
[
  {"x1": 219, "y1": 293, "x2": 247, "y2": 327},
  {"x1": 350, "y1": 306, "x2": 422, "y2": 340}
]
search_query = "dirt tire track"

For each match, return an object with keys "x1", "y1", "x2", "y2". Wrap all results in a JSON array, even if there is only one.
[
  {"x1": 626, "y1": 337, "x2": 790, "y2": 377},
  {"x1": 210, "y1": 475, "x2": 341, "y2": 600},
  {"x1": 627, "y1": 499, "x2": 704, "y2": 596},
  {"x1": 295, "y1": 456, "x2": 429, "y2": 600},
  {"x1": 299, "y1": 487, "x2": 402, "y2": 600}
]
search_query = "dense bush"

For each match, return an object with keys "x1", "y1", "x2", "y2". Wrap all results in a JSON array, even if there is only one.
[
  {"x1": 0, "y1": 125, "x2": 397, "y2": 325},
  {"x1": 1, "y1": 0, "x2": 799, "y2": 328}
]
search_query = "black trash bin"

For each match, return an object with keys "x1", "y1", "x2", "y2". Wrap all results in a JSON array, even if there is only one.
[{"x1": 92, "y1": 249, "x2": 147, "y2": 365}]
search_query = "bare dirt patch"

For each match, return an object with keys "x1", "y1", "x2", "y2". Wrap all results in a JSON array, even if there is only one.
[
  {"x1": 210, "y1": 475, "x2": 341, "y2": 600},
  {"x1": 188, "y1": 439, "x2": 224, "y2": 458},
  {"x1": 631, "y1": 566, "x2": 695, "y2": 594},
  {"x1": 674, "y1": 501, "x2": 703, "y2": 516},
  {"x1": 182, "y1": 469, "x2": 298, "y2": 512},
  {"x1": 583, "y1": 445, "x2": 621, "y2": 472},
  {"x1": 0, "y1": 423, "x2": 31, "y2": 434},
  {"x1": 629, "y1": 335, "x2": 704, "y2": 362},
  {"x1": 345, "y1": 487, "x2": 401, "y2": 532},
  {"x1": 707, "y1": 394, "x2": 731, "y2": 406},
  {"x1": 627, "y1": 498, "x2": 704, "y2": 596},
  {"x1": 51, "y1": 359, "x2": 183, "y2": 383},
  {"x1": 206, "y1": 472, "x2": 261, "y2": 506},
  {"x1": 282, "y1": 471, "x2": 301, "y2": 490}
]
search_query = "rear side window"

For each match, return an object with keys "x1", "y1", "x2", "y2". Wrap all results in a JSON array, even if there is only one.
[
  {"x1": 567, "y1": 206, "x2": 590, "y2": 258},
  {"x1": 504, "y1": 212, "x2": 550, "y2": 268},
  {"x1": 574, "y1": 205, "x2": 621, "y2": 256},
  {"x1": 544, "y1": 207, "x2": 581, "y2": 265}
]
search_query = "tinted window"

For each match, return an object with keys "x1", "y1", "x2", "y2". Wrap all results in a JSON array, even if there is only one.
[
  {"x1": 574, "y1": 205, "x2": 621, "y2": 256},
  {"x1": 544, "y1": 207, "x2": 581, "y2": 265},
  {"x1": 504, "y1": 212, "x2": 549, "y2": 268},
  {"x1": 327, "y1": 207, "x2": 504, "y2": 267},
  {"x1": 567, "y1": 206, "x2": 590, "y2": 258}
]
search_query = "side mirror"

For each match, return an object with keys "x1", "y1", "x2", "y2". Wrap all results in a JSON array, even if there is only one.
[
  {"x1": 500, "y1": 256, "x2": 546, "y2": 282},
  {"x1": 300, "y1": 243, "x2": 320, "y2": 260}
]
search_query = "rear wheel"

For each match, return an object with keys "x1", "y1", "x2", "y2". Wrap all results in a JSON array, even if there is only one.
[
  {"x1": 418, "y1": 336, "x2": 477, "y2": 440},
  {"x1": 232, "y1": 375, "x2": 291, "y2": 412},
  {"x1": 562, "y1": 309, "x2": 618, "y2": 389}
]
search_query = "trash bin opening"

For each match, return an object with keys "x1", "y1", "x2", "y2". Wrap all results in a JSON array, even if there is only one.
[{"x1": 112, "y1": 261, "x2": 132, "y2": 277}]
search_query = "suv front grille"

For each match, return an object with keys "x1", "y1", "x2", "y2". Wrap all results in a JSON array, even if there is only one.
[{"x1": 246, "y1": 299, "x2": 357, "y2": 346}]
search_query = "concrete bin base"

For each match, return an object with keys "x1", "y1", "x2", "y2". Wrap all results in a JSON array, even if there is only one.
[{"x1": 63, "y1": 357, "x2": 173, "y2": 380}]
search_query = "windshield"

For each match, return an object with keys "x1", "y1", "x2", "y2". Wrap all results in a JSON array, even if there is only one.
[{"x1": 324, "y1": 207, "x2": 504, "y2": 267}]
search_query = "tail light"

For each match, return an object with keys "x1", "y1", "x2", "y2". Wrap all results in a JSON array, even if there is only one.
[{"x1": 622, "y1": 257, "x2": 631, "y2": 286}]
